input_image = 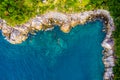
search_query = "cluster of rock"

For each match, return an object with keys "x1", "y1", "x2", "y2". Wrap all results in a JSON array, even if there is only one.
[
  {"x1": 101, "y1": 17, "x2": 115, "y2": 80},
  {"x1": 0, "y1": 9, "x2": 115, "y2": 80}
]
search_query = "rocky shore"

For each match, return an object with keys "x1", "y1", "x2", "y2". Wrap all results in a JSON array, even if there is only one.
[{"x1": 0, "y1": 9, "x2": 115, "y2": 80}]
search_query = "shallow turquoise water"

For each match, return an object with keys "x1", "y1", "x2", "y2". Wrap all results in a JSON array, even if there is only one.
[{"x1": 0, "y1": 20, "x2": 106, "y2": 80}]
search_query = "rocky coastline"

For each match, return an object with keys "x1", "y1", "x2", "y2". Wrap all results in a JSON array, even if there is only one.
[{"x1": 0, "y1": 9, "x2": 115, "y2": 80}]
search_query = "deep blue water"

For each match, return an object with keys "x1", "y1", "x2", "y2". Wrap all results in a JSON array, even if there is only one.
[{"x1": 0, "y1": 20, "x2": 106, "y2": 80}]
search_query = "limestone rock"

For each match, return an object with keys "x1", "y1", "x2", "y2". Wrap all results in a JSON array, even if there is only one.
[
  {"x1": 7, "y1": 29, "x2": 27, "y2": 44},
  {"x1": 61, "y1": 24, "x2": 70, "y2": 33}
]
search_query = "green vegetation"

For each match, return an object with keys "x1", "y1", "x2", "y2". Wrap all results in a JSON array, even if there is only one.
[
  {"x1": 0, "y1": 0, "x2": 110, "y2": 26},
  {"x1": 0, "y1": 0, "x2": 91, "y2": 26},
  {"x1": 0, "y1": 0, "x2": 37, "y2": 25},
  {"x1": 0, "y1": 0, "x2": 120, "y2": 79}
]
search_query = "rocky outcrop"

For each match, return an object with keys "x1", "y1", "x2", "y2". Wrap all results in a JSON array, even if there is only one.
[{"x1": 0, "y1": 9, "x2": 115, "y2": 80}]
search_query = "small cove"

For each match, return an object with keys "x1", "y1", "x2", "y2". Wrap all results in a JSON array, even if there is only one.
[{"x1": 0, "y1": 20, "x2": 106, "y2": 80}]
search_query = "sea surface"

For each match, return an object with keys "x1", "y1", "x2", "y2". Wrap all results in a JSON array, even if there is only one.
[{"x1": 0, "y1": 20, "x2": 106, "y2": 80}]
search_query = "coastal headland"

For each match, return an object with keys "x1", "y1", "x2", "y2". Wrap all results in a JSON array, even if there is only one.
[{"x1": 0, "y1": 9, "x2": 115, "y2": 80}]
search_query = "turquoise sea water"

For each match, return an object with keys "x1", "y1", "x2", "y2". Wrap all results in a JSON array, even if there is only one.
[{"x1": 0, "y1": 20, "x2": 106, "y2": 80}]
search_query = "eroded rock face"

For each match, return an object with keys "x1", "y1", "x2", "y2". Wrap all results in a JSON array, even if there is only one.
[
  {"x1": 8, "y1": 29, "x2": 27, "y2": 44},
  {"x1": 0, "y1": 19, "x2": 3, "y2": 29},
  {"x1": 0, "y1": 10, "x2": 114, "y2": 44},
  {"x1": 61, "y1": 24, "x2": 71, "y2": 33},
  {"x1": 0, "y1": 10, "x2": 115, "y2": 80}
]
